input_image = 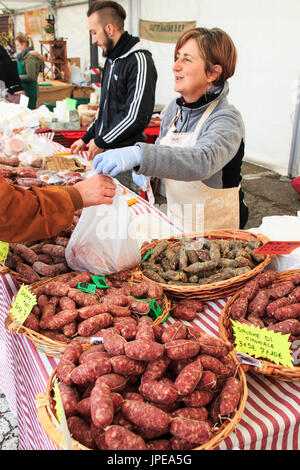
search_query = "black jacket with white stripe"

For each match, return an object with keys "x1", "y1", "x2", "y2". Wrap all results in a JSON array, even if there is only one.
[{"x1": 82, "y1": 32, "x2": 157, "y2": 149}]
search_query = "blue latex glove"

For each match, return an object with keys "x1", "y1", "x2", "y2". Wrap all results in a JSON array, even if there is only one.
[
  {"x1": 132, "y1": 171, "x2": 150, "y2": 191},
  {"x1": 93, "y1": 145, "x2": 142, "y2": 177}
]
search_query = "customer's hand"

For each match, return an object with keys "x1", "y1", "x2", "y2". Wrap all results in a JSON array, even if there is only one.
[
  {"x1": 93, "y1": 146, "x2": 142, "y2": 177},
  {"x1": 70, "y1": 138, "x2": 86, "y2": 154},
  {"x1": 87, "y1": 139, "x2": 103, "y2": 161},
  {"x1": 74, "y1": 174, "x2": 116, "y2": 207}
]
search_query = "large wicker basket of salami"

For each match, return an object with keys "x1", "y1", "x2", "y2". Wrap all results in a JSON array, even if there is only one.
[
  {"x1": 5, "y1": 270, "x2": 171, "y2": 358},
  {"x1": 35, "y1": 327, "x2": 248, "y2": 451},
  {"x1": 138, "y1": 230, "x2": 271, "y2": 301},
  {"x1": 219, "y1": 269, "x2": 300, "y2": 382}
]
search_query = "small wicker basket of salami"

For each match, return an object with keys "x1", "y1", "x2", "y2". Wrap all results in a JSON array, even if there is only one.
[
  {"x1": 137, "y1": 229, "x2": 272, "y2": 301},
  {"x1": 5, "y1": 269, "x2": 171, "y2": 358},
  {"x1": 219, "y1": 269, "x2": 300, "y2": 382},
  {"x1": 2, "y1": 226, "x2": 78, "y2": 285},
  {"x1": 36, "y1": 326, "x2": 248, "y2": 450}
]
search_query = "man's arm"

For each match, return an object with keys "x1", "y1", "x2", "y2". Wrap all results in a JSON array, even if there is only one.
[
  {"x1": 94, "y1": 52, "x2": 157, "y2": 149},
  {"x1": 81, "y1": 119, "x2": 96, "y2": 145}
]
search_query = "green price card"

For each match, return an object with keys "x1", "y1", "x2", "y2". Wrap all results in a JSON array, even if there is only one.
[
  {"x1": 232, "y1": 320, "x2": 294, "y2": 368},
  {"x1": 91, "y1": 275, "x2": 109, "y2": 289},
  {"x1": 77, "y1": 282, "x2": 96, "y2": 294},
  {"x1": 65, "y1": 97, "x2": 77, "y2": 110},
  {"x1": 146, "y1": 298, "x2": 164, "y2": 322}
]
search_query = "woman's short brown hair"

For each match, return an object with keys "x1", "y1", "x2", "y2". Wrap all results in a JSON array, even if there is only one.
[
  {"x1": 15, "y1": 32, "x2": 34, "y2": 49},
  {"x1": 174, "y1": 27, "x2": 237, "y2": 86}
]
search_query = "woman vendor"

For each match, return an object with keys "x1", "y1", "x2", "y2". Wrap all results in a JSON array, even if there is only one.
[
  {"x1": 92, "y1": 27, "x2": 249, "y2": 232},
  {"x1": 15, "y1": 33, "x2": 43, "y2": 109}
]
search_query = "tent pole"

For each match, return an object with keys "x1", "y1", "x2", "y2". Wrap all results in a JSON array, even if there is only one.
[
  {"x1": 287, "y1": 76, "x2": 300, "y2": 179},
  {"x1": 128, "y1": 0, "x2": 140, "y2": 36}
]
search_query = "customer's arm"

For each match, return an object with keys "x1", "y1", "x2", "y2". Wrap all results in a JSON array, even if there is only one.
[{"x1": 0, "y1": 174, "x2": 116, "y2": 243}]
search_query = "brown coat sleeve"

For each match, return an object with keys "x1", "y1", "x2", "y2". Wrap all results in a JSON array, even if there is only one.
[{"x1": 0, "y1": 176, "x2": 83, "y2": 243}]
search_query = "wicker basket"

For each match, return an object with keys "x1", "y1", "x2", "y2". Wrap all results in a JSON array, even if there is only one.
[
  {"x1": 36, "y1": 348, "x2": 248, "y2": 450},
  {"x1": 138, "y1": 229, "x2": 272, "y2": 301},
  {"x1": 5, "y1": 274, "x2": 171, "y2": 358},
  {"x1": 0, "y1": 261, "x2": 30, "y2": 285},
  {"x1": 219, "y1": 269, "x2": 300, "y2": 382}
]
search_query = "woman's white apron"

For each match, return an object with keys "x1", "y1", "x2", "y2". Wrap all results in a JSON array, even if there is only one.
[{"x1": 158, "y1": 100, "x2": 240, "y2": 233}]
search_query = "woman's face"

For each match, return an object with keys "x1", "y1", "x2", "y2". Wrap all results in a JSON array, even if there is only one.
[
  {"x1": 173, "y1": 38, "x2": 214, "y2": 103},
  {"x1": 15, "y1": 40, "x2": 27, "y2": 53}
]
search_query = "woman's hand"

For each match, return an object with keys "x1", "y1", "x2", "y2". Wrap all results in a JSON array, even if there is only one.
[
  {"x1": 132, "y1": 172, "x2": 150, "y2": 191},
  {"x1": 93, "y1": 146, "x2": 142, "y2": 177},
  {"x1": 70, "y1": 138, "x2": 86, "y2": 154},
  {"x1": 74, "y1": 174, "x2": 116, "y2": 207}
]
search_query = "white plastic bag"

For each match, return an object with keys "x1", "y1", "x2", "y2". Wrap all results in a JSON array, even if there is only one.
[{"x1": 65, "y1": 184, "x2": 141, "y2": 275}]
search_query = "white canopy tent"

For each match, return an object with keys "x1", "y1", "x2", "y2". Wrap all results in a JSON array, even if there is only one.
[{"x1": 1, "y1": 0, "x2": 300, "y2": 177}]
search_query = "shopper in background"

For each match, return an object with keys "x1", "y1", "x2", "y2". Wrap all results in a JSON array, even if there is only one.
[
  {"x1": 93, "y1": 27, "x2": 249, "y2": 232},
  {"x1": 70, "y1": 0, "x2": 157, "y2": 191},
  {"x1": 0, "y1": 45, "x2": 25, "y2": 102},
  {"x1": 15, "y1": 33, "x2": 43, "y2": 110},
  {"x1": 0, "y1": 174, "x2": 116, "y2": 243}
]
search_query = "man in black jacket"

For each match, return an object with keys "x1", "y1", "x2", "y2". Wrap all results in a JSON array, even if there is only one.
[{"x1": 71, "y1": 1, "x2": 157, "y2": 189}]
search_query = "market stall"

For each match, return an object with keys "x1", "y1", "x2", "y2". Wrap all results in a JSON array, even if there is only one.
[
  {"x1": 0, "y1": 0, "x2": 299, "y2": 446},
  {"x1": 0, "y1": 131, "x2": 299, "y2": 450}
]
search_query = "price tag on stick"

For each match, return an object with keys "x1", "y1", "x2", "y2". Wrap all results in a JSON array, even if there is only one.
[
  {"x1": 9, "y1": 284, "x2": 37, "y2": 331},
  {"x1": 254, "y1": 241, "x2": 300, "y2": 255},
  {"x1": 0, "y1": 241, "x2": 9, "y2": 265},
  {"x1": 53, "y1": 379, "x2": 73, "y2": 450},
  {"x1": 231, "y1": 320, "x2": 294, "y2": 368}
]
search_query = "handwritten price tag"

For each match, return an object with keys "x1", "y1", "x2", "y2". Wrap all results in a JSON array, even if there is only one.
[
  {"x1": 231, "y1": 320, "x2": 294, "y2": 368},
  {"x1": 9, "y1": 284, "x2": 37, "y2": 327},
  {"x1": 254, "y1": 241, "x2": 300, "y2": 255},
  {"x1": 53, "y1": 379, "x2": 72, "y2": 450},
  {"x1": 0, "y1": 241, "x2": 9, "y2": 265}
]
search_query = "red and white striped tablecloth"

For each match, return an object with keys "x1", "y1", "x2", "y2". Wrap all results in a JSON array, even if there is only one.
[{"x1": 0, "y1": 271, "x2": 299, "y2": 450}]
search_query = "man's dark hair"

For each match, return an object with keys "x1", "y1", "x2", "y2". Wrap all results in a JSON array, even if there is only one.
[{"x1": 87, "y1": 1, "x2": 126, "y2": 30}]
